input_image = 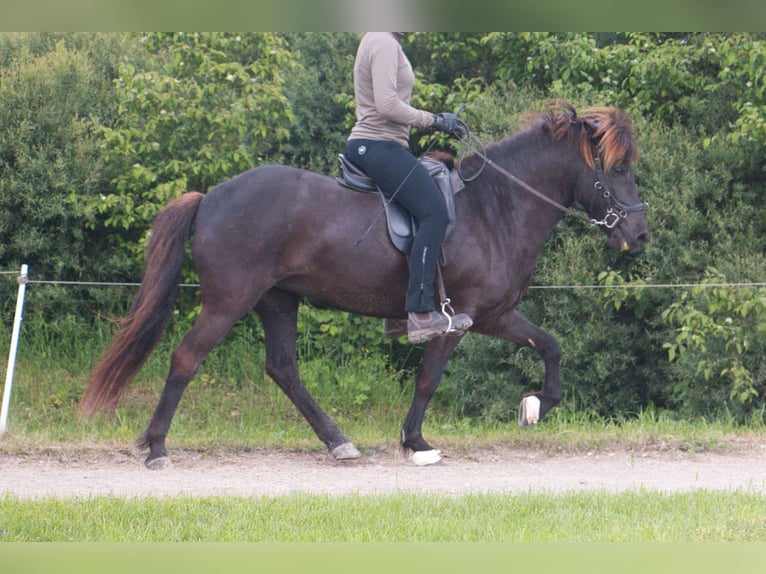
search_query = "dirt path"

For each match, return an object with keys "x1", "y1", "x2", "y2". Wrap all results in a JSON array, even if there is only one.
[{"x1": 3, "y1": 444, "x2": 766, "y2": 498}]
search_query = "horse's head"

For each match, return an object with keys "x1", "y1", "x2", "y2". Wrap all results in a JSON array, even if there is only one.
[
  {"x1": 577, "y1": 107, "x2": 651, "y2": 253},
  {"x1": 546, "y1": 103, "x2": 652, "y2": 253}
]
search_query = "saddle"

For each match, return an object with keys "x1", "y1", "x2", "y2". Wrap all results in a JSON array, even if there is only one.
[{"x1": 336, "y1": 153, "x2": 464, "y2": 254}]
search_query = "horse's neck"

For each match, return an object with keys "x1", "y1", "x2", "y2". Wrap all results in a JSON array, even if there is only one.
[{"x1": 473, "y1": 143, "x2": 573, "y2": 245}]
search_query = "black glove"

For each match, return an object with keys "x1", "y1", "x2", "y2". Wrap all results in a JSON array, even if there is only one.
[{"x1": 431, "y1": 112, "x2": 465, "y2": 138}]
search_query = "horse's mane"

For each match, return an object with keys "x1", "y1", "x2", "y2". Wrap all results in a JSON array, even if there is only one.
[
  {"x1": 435, "y1": 101, "x2": 638, "y2": 178},
  {"x1": 528, "y1": 100, "x2": 638, "y2": 171}
]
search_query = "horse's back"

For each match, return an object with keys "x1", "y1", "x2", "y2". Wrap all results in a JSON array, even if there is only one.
[
  {"x1": 191, "y1": 164, "x2": 400, "y2": 294},
  {"x1": 195, "y1": 165, "x2": 352, "y2": 238},
  {"x1": 201, "y1": 164, "x2": 331, "y2": 210}
]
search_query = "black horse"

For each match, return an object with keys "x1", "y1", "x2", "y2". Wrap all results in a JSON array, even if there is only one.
[{"x1": 81, "y1": 102, "x2": 651, "y2": 468}]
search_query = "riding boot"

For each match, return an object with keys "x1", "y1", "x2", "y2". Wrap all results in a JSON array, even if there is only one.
[{"x1": 407, "y1": 310, "x2": 472, "y2": 344}]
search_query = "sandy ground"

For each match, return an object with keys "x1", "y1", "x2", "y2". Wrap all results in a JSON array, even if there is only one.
[{"x1": 3, "y1": 443, "x2": 766, "y2": 499}]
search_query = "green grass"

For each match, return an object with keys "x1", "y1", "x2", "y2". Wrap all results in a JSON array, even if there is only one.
[
  {"x1": 4, "y1": 318, "x2": 766, "y2": 547},
  {"x1": 3, "y1": 350, "x2": 762, "y2": 456},
  {"x1": 2, "y1": 490, "x2": 766, "y2": 542},
  {"x1": 2, "y1": 314, "x2": 765, "y2": 458}
]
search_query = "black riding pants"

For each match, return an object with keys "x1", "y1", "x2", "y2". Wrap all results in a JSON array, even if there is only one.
[{"x1": 346, "y1": 139, "x2": 449, "y2": 312}]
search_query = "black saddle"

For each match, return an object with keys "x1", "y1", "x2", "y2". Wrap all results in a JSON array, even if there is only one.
[{"x1": 336, "y1": 153, "x2": 464, "y2": 254}]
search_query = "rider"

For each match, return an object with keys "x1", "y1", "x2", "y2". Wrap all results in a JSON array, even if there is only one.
[{"x1": 345, "y1": 32, "x2": 473, "y2": 344}]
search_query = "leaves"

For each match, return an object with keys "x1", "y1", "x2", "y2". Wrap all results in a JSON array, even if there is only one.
[
  {"x1": 88, "y1": 33, "x2": 294, "y2": 260},
  {"x1": 3, "y1": 32, "x2": 766, "y2": 423},
  {"x1": 661, "y1": 269, "x2": 766, "y2": 417}
]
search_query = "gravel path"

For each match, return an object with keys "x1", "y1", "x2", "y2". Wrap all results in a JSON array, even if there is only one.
[{"x1": 3, "y1": 444, "x2": 766, "y2": 499}]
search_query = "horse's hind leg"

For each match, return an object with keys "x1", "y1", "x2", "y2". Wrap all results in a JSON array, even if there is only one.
[
  {"x1": 256, "y1": 289, "x2": 360, "y2": 459},
  {"x1": 138, "y1": 306, "x2": 246, "y2": 469}
]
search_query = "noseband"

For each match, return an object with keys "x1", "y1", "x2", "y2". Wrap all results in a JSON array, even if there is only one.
[{"x1": 587, "y1": 157, "x2": 648, "y2": 229}]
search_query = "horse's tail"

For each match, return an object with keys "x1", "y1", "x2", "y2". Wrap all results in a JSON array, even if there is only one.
[{"x1": 79, "y1": 191, "x2": 205, "y2": 417}]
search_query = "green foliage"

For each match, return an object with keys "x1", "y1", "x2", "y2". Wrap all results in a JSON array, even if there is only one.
[
  {"x1": 714, "y1": 35, "x2": 766, "y2": 171},
  {"x1": 274, "y1": 33, "x2": 358, "y2": 174},
  {"x1": 2, "y1": 32, "x2": 766, "y2": 423},
  {"x1": 0, "y1": 33, "x2": 140, "y2": 317},
  {"x1": 662, "y1": 270, "x2": 766, "y2": 420},
  {"x1": 405, "y1": 33, "x2": 501, "y2": 86},
  {"x1": 87, "y1": 32, "x2": 294, "y2": 259},
  {"x1": 607, "y1": 34, "x2": 715, "y2": 124},
  {"x1": 440, "y1": 33, "x2": 761, "y2": 141},
  {"x1": 297, "y1": 304, "x2": 380, "y2": 359},
  {"x1": 5, "y1": 491, "x2": 766, "y2": 542},
  {"x1": 0, "y1": 45, "x2": 95, "y2": 261},
  {"x1": 598, "y1": 270, "x2": 650, "y2": 318}
]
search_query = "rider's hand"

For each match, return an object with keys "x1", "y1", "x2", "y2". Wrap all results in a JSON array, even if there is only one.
[{"x1": 431, "y1": 112, "x2": 466, "y2": 138}]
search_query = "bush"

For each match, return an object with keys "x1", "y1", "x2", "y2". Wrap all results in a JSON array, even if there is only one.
[
  {"x1": 88, "y1": 33, "x2": 294, "y2": 266},
  {"x1": 275, "y1": 33, "x2": 358, "y2": 174},
  {"x1": 3, "y1": 32, "x2": 765, "y2": 423},
  {"x1": 0, "y1": 33, "x2": 141, "y2": 319},
  {"x1": 662, "y1": 271, "x2": 766, "y2": 421}
]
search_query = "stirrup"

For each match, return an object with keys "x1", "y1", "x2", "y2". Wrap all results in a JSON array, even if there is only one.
[
  {"x1": 440, "y1": 298, "x2": 472, "y2": 335},
  {"x1": 440, "y1": 298, "x2": 456, "y2": 332}
]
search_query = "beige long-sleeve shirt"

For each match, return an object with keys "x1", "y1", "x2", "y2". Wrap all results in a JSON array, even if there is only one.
[{"x1": 348, "y1": 32, "x2": 434, "y2": 148}]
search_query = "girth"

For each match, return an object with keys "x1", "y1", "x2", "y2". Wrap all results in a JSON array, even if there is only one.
[{"x1": 336, "y1": 153, "x2": 464, "y2": 254}]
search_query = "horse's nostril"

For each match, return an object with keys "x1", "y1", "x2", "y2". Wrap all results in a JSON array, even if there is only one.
[{"x1": 638, "y1": 231, "x2": 652, "y2": 245}]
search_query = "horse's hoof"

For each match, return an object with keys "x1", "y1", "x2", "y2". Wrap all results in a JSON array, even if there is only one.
[
  {"x1": 518, "y1": 395, "x2": 541, "y2": 427},
  {"x1": 331, "y1": 442, "x2": 361, "y2": 460},
  {"x1": 145, "y1": 456, "x2": 173, "y2": 470},
  {"x1": 410, "y1": 449, "x2": 442, "y2": 466}
]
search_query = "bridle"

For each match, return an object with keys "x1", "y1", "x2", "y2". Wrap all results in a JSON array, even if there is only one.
[
  {"x1": 455, "y1": 122, "x2": 648, "y2": 230},
  {"x1": 587, "y1": 157, "x2": 649, "y2": 229}
]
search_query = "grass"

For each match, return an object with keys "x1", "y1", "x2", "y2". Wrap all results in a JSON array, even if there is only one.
[
  {"x1": 2, "y1": 340, "x2": 762, "y2": 456},
  {"x1": 1, "y1": 302, "x2": 764, "y2": 444},
  {"x1": 1, "y1": 313, "x2": 763, "y2": 457},
  {"x1": 1, "y1": 337, "x2": 412, "y2": 454},
  {"x1": 2, "y1": 375, "x2": 765, "y2": 460},
  {"x1": 3, "y1": 318, "x2": 766, "y2": 547},
  {"x1": 3, "y1": 490, "x2": 766, "y2": 542}
]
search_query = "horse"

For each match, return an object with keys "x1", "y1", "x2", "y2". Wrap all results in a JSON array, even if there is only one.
[{"x1": 80, "y1": 101, "x2": 651, "y2": 468}]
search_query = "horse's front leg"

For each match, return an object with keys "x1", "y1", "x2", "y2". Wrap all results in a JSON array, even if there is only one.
[
  {"x1": 400, "y1": 334, "x2": 463, "y2": 465},
  {"x1": 474, "y1": 309, "x2": 562, "y2": 427}
]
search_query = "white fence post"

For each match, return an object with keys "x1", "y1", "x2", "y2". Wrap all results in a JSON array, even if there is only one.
[{"x1": 1, "y1": 264, "x2": 28, "y2": 434}]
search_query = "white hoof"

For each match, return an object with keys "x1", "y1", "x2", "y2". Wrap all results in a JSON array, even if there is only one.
[
  {"x1": 410, "y1": 449, "x2": 442, "y2": 466},
  {"x1": 518, "y1": 395, "x2": 541, "y2": 427},
  {"x1": 145, "y1": 456, "x2": 173, "y2": 470},
  {"x1": 331, "y1": 442, "x2": 361, "y2": 460}
]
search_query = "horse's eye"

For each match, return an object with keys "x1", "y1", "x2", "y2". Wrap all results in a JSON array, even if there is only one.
[{"x1": 613, "y1": 166, "x2": 625, "y2": 175}]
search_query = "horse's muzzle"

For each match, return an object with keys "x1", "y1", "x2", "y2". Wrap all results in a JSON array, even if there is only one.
[{"x1": 607, "y1": 225, "x2": 651, "y2": 253}]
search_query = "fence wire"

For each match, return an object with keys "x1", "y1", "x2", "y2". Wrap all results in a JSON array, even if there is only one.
[{"x1": 1, "y1": 268, "x2": 765, "y2": 291}]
